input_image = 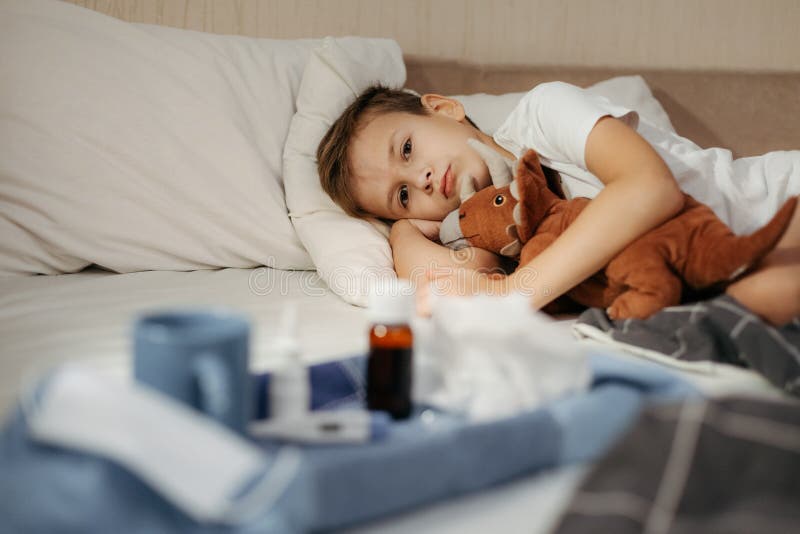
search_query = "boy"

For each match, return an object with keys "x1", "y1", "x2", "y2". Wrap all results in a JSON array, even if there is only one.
[{"x1": 317, "y1": 84, "x2": 800, "y2": 325}]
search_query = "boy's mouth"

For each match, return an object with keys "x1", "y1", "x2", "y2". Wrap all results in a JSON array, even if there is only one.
[{"x1": 440, "y1": 165, "x2": 453, "y2": 198}]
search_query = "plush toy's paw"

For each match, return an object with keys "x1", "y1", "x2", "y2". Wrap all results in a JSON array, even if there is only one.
[{"x1": 607, "y1": 291, "x2": 666, "y2": 320}]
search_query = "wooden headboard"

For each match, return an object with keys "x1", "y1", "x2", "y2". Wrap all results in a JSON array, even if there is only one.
[
  {"x1": 65, "y1": 0, "x2": 800, "y2": 72},
  {"x1": 405, "y1": 57, "x2": 800, "y2": 158},
  {"x1": 65, "y1": 0, "x2": 800, "y2": 157}
]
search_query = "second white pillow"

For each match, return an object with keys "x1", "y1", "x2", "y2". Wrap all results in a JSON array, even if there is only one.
[{"x1": 454, "y1": 75, "x2": 675, "y2": 136}]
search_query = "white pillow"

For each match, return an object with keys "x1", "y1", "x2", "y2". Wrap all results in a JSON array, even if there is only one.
[
  {"x1": 0, "y1": 0, "x2": 318, "y2": 275},
  {"x1": 285, "y1": 60, "x2": 676, "y2": 307},
  {"x1": 454, "y1": 75, "x2": 675, "y2": 136},
  {"x1": 283, "y1": 37, "x2": 406, "y2": 307}
]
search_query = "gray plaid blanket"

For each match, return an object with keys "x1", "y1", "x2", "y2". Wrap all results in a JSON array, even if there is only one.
[
  {"x1": 573, "y1": 294, "x2": 800, "y2": 397},
  {"x1": 553, "y1": 396, "x2": 800, "y2": 534}
]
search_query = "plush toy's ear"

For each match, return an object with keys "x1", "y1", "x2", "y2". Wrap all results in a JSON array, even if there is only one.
[{"x1": 513, "y1": 150, "x2": 560, "y2": 241}]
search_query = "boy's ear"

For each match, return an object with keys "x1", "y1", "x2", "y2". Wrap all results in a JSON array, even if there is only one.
[{"x1": 421, "y1": 94, "x2": 466, "y2": 121}]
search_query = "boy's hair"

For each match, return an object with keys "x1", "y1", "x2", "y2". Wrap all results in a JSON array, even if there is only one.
[{"x1": 317, "y1": 84, "x2": 478, "y2": 219}]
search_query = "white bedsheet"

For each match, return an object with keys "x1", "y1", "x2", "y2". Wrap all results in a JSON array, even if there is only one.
[
  {"x1": 1, "y1": 265, "x2": 783, "y2": 421},
  {"x1": 1, "y1": 265, "x2": 784, "y2": 420},
  {"x1": 0, "y1": 267, "x2": 371, "y2": 418}
]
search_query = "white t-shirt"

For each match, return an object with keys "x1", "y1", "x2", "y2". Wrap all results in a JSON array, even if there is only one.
[{"x1": 493, "y1": 81, "x2": 800, "y2": 235}]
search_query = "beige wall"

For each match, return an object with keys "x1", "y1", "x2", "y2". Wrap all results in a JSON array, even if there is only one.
[{"x1": 66, "y1": 0, "x2": 800, "y2": 71}]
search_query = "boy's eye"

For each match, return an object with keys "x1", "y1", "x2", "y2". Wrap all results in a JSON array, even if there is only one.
[
  {"x1": 398, "y1": 184, "x2": 409, "y2": 208},
  {"x1": 402, "y1": 139, "x2": 412, "y2": 160}
]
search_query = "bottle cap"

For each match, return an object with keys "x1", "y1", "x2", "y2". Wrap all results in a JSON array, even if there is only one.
[
  {"x1": 278, "y1": 302, "x2": 298, "y2": 338},
  {"x1": 273, "y1": 302, "x2": 300, "y2": 360},
  {"x1": 367, "y1": 278, "x2": 415, "y2": 325}
]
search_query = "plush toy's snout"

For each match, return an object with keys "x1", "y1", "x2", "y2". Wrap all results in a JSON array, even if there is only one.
[
  {"x1": 437, "y1": 146, "x2": 556, "y2": 257},
  {"x1": 439, "y1": 183, "x2": 523, "y2": 255},
  {"x1": 438, "y1": 139, "x2": 523, "y2": 251},
  {"x1": 439, "y1": 209, "x2": 468, "y2": 249}
]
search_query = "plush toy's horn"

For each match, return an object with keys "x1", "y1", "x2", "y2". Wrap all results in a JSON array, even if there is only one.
[
  {"x1": 466, "y1": 138, "x2": 513, "y2": 188},
  {"x1": 459, "y1": 175, "x2": 476, "y2": 203}
]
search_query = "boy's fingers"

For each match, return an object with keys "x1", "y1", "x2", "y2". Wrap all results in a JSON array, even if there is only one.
[
  {"x1": 415, "y1": 281, "x2": 432, "y2": 318},
  {"x1": 466, "y1": 138, "x2": 513, "y2": 186}
]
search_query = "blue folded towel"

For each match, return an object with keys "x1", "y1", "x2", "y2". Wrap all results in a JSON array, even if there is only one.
[{"x1": 0, "y1": 350, "x2": 697, "y2": 533}]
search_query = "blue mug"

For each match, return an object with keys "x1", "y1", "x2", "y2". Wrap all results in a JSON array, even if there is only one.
[{"x1": 133, "y1": 309, "x2": 251, "y2": 435}]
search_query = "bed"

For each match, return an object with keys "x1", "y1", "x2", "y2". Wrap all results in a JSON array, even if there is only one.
[{"x1": 1, "y1": 1, "x2": 799, "y2": 532}]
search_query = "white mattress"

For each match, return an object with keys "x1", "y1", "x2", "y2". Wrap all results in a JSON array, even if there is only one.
[
  {"x1": 0, "y1": 266, "x2": 589, "y2": 534},
  {"x1": 0, "y1": 266, "x2": 786, "y2": 533}
]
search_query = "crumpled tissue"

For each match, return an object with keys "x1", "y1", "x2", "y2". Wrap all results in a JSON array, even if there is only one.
[{"x1": 412, "y1": 292, "x2": 590, "y2": 422}]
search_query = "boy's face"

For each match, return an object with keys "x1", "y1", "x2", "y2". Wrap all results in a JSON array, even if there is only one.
[{"x1": 349, "y1": 95, "x2": 503, "y2": 221}]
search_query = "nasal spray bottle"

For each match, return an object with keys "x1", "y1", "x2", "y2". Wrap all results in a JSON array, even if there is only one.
[
  {"x1": 366, "y1": 279, "x2": 415, "y2": 420},
  {"x1": 250, "y1": 302, "x2": 390, "y2": 443},
  {"x1": 268, "y1": 302, "x2": 309, "y2": 419}
]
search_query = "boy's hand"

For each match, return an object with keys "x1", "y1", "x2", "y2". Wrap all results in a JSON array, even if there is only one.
[
  {"x1": 404, "y1": 218, "x2": 442, "y2": 242},
  {"x1": 415, "y1": 266, "x2": 512, "y2": 317}
]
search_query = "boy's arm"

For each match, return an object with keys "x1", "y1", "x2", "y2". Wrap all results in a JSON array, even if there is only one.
[
  {"x1": 508, "y1": 116, "x2": 684, "y2": 308},
  {"x1": 390, "y1": 219, "x2": 507, "y2": 284}
]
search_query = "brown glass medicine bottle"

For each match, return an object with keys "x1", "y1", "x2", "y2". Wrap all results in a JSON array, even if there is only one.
[{"x1": 366, "y1": 280, "x2": 414, "y2": 420}]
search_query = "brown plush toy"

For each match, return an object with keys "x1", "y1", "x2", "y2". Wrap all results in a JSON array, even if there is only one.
[{"x1": 439, "y1": 143, "x2": 797, "y2": 320}]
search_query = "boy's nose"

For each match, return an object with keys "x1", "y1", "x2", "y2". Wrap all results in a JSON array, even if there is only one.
[{"x1": 417, "y1": 168, "x2": 433, "y2": 192}]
